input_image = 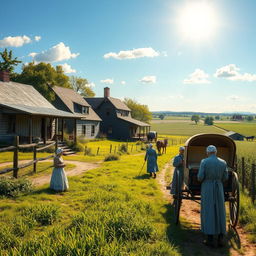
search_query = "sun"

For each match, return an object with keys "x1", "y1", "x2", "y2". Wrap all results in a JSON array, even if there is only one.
[{"x1": 177, "y1": 2, "x2": 218, "y2": 41}]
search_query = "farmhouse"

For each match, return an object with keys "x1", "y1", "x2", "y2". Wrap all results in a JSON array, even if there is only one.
[
  {"x1": 0, "y1": 71, "x2": 76, "y2": 145},
  {"x1": 225, "y1": 131, "x2": 245, "y2": 141},
  {"x1": 86, "y1": 87, "x2": 150, "y2": 140},
  {"x1": 51, "y1": 86, "x2": 101, "y2": 139}
]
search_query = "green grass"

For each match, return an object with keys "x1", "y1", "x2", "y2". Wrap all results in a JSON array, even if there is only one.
[
  {"x1": 215, "y1": 122, "x2": 256, "y2": 136},
  {"x1": 151, "y1": 121, "x2": 225, "y2": 136}
]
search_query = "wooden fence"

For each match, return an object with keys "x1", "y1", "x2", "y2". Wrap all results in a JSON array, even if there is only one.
[
  {"x1": 237, "y1": 157, "x2": 256, "y2": 203},
  {"x1": 0, "y1": 136, "x2": 57, "y2": 178}
]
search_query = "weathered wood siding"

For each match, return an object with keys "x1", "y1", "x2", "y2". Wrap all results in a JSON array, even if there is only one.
[
  {"x1": 16, "y1": 115, "x2": 42, "y2": 137},
  {"x1": 0, "y1": 113, "x2": 9, "y2": 135},
  {"x1": 76, "y1": 120, "x2": 100, "y2": 139}
]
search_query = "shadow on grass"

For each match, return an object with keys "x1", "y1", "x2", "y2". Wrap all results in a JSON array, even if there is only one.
[
  {"x1": 162, "y1": 202, "x2": 241, "y2": 256},
  {"x1": 31, "y1": 187, "x2": 64, "y2": 195},
  {"x1": 133, "y1": 174, "x2": 151, "y2": 180}
]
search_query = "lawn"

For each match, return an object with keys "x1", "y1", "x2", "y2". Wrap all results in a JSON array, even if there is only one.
[
  {"x1": 215, "y1": 122, "x2": 256, "y2": 136},
  {"x1": 151, "y1": 121, "x2": 225, "y2": 136}
]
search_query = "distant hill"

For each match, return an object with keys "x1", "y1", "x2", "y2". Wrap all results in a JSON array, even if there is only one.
[{"x1": 152, "y1": 111, "x2": 256, "y2": 116}]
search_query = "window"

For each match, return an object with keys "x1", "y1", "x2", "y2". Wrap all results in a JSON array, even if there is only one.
[
  {"x1": 82, "y1": 106, "x2": 89, "y2": 114},
  {"x1": 8, "y1": 115, "x2": 16, "y2": 133},
  {"x1": 82, "y1": 125, "x2": 86, "y2": 136},
  {"x1": 91, "y1": 125, "x2": 95, "y2": 136}
]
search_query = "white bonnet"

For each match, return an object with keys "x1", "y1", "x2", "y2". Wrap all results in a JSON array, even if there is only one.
[{"x1": 56, "y1": 148, "x2": 63, "y2": 155}]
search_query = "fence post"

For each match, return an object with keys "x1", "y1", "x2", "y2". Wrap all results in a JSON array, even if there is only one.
[
  {"x1": 110, "y1": 144, "x2": 112, "y2": 153},
  {"x1": 131, "y1": 145, "x2": 133, "y2": 152},
  {"x1": 84, "y1": 146, "x2": 87, "y2": 155},
  {"x1": 13, "y1": 136, "x2": 19, "y2": 178},
  {"x1": 55, "y1": 136, "x2": 58, "y2": 152},
  {"x1": 242, "y1": 157, "x2": 245, "y2": 192},
  {"x1": 251, "y1": 164, "x2": 255, "y2": 203},
  {"x1": 97, "y1": 147, "x2": 100, "y2": 155},
  {"x1": 33, "y1": 146, "x2": 37, "y2": 173}
]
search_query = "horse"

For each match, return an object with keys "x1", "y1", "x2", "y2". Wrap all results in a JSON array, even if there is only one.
[
  {"x1": 147, "y1": 131, "x2": 158, "y2": 142},
  {"x1": 246, "y1": 136, "x2": 255, "y2": 141},
  {"x1": 156, "y1": 139, "x2": 168, "y2": 154}
]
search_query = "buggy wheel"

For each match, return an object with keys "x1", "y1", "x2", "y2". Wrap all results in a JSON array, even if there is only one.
[
  {"x1": 173, "y1": 170, "x2": 181, "y2": 224},
  {"x1": 229, "y1": 172, "x2": 240, "y2": 227}
]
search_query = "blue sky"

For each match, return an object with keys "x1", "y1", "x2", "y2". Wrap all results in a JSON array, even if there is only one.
[{"x1": 1, "y1": 0, "x2": 256, "y2": 113}]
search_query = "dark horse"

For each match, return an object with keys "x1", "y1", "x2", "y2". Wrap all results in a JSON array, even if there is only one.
[
  {"x1": 246, "y1": 136, "x2": 255, "y2": 141},
  {"x1": 147, "y1": 131, "x2": 158, "y2": 142},
  {"x1": 156, "y1": 139, "x2": 168, "y2": 154}
]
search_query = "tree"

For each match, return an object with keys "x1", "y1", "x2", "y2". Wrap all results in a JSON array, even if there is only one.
[
  {"x1": 246, "y1": 115, "x2": 254, "y2": 121},
  {"x1": 204, "y1": 116, "x2": 214, "y2": 125},
  {"x1": 159, "y1": 114, "x2": 165, "y2": 120},
  {"x1": 0, "y1": 48, "x2": 21, "y2": 72},
  {"x1": 215, "y1": 115, "x2": 220, "y2": 120},
  {"x1": 191, "y1": 115, "x2": 200, "y2": 124},
  {"x1": 70, "y1": 76, "x2": 95, "y2": 97},
  {"x1": 124, "y1": 98, "x2": 152, "y2": 123},
  {"x1": 13, "y1": 62, "x2": 71, "y2": 101}
]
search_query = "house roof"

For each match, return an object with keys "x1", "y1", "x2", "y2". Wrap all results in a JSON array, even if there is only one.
[
  {"x1": 225, "y1": 131, "x2": 244, "y2": 137},
  {"x1": 0, "y1": 81, "x2": 75, "y2": 118},
  {"x1": 117, "y1": 114, "x2": 150, "y2": 127},
  {"x1": 86, "y1": 97, "x2": 131, "y2": 111},
  {"x1": 52, "y1": 86, "x2": 101, "y2": 121}
]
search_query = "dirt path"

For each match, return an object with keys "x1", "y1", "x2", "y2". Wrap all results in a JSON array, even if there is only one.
[
  {"x1": 157, "y1": 162, "x2": 256, "y2": 256},
  {"x1": 0, "y1": 160, "x2": 101, "y2": 186}
]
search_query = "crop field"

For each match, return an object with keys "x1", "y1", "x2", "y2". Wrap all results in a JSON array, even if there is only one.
[
  {"x1": 215, "y1": 122, "x2": 256, "y2": 136},
  {"x1": 151, "y1": 120, "x2": 225, "y2": 136}
]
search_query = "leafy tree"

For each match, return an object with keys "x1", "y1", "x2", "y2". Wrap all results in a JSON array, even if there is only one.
[
  {"x1": 70, "y1": 76, "x2": 95, "y2": 97},
  {"x1": 0, "y1": 48, "x2": 21, "y2": 72},
  {"x1": 204, "y1": 116, "x2": 214, "y2": 125},
  {"x1": 191, "y1": 115, "x2": 200, "y2": 124},
  {"x1": 159, "y1": 114, "x2": 165, "y2": 120},
  {"x1": 215, "y1": 115, "x2": 220, "y2": 120},
  {"x1": 124, "y1": 98, "x2": 152, "y2": 123},
  {"x1": 246, "y1": 115, "x2": 254, "y2": 121},
  {"x1": 13, "y1": 62, "x2": 71, "y2": 101}
]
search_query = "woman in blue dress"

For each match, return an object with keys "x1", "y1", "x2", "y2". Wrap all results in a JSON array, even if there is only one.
[
  {"x1": 50, "y1": 148, "x2": 69, "y2": 192},
  {"x1": 144, "y1": 144, "x2": 158, "y2": 178}
]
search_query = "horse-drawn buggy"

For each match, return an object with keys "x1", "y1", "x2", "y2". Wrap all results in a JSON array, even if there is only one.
[{"x1": 173, "y1": 134, "x2": 240, "y2": 227}]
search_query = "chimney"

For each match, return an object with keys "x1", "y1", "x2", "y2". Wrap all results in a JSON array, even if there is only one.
[
  {"x1": 0, "y1": 70, "x2": 10, "y2": 82},
  {"x1": 104, "y1": 87, "x2": 110, "y2": 98}
]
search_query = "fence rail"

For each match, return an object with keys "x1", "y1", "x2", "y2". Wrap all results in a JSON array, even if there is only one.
[{"x1": 0, "y1": 136, "x2": 56, "y2": 178}]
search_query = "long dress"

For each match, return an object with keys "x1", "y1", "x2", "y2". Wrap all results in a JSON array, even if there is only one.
[
  {"x1": 145, "y1": 148, "x2": 158, "y2": 173},
  {"x1": 198, "y1": 155, "x2": 228, "y2": 235},
  {"x1": 50, "y1": 156, "x2": 69, "y2": 192},
  {"x1": 170, "y1": 154, "x2": 184, "y2": 194}
]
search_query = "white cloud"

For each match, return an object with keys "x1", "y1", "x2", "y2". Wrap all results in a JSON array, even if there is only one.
[
  {"x1": 29, "y1": 42, "x2": 79, "y2": 63},
  {"x1": 121, "y1": 81, "x2": 126, "y2": 85},
  {"x1": 226, "y1": 95, "x2": 241, "y2": 101},
  {"x1": 183, "y1": 69, "x2": 210, "y2": 84},
  {"x1": 59, "y1": 63, "x2": 76, "y2": 74},
  {"x1": 0, "y1": 35, "x2": 32, "y2": 47},
  {"x1": 215, "y1": 64, "x2": 256, "y2": 82},
  {"x1": 34, "y1": 36, "x2": 41, "y2": 42},
  {"x1": 104, "y1": 47, "x2": 159, "y2": 60},
  {"x1": 100, "y1": 78, "x2": 114, "y2": 84},
  {"x1": 140, "y1": 75, "x2": 156, "y2": 84},
  {"x1": 87, "y1": 82, "x2": 95, "y2": 88}
]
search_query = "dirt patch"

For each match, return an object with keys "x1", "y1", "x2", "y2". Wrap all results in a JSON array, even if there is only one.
[{"x1": 157, "y1": 162, "x2": 256, "y2": 256}]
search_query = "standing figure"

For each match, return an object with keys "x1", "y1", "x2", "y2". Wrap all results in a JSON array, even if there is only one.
[
  {"x1": 170, "y1": 146, "x2": 185, "y2": 195},
  {"x1": 198, "y1": 145, "x2": 228, "y2": 247},
  {"x1": 144, "y1": 143, "x2": 158, "y2": 178},
  {"x1": 50, "y1": 148, "x2": 69, "y2": 192}
]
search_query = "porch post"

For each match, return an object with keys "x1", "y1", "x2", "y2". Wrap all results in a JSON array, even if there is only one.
[
  {"x1": 61, "y1": 118, "x2": 64, "y2": 142},
  {"x1": 55, "y1": 118, "x2": 58, "y2": 150},
  {"x1": 29, "y1": 116, "x2": 33, "y2": 144},
  {"x1": 74, "y1": 119, "x2": 77, "y2": 143},
  {"x1": 43, "y1": 118, "x2": 47, "y2": 144}
]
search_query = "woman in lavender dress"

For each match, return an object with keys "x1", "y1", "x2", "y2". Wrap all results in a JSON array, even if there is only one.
[{"x1": 50, "y1": 148, "x2": 69, "y2": 192}]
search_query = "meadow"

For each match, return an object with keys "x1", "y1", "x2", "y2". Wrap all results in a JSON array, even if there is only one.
[{"x1": 215, "y1": 122, "x2": 256, "y2": 136}]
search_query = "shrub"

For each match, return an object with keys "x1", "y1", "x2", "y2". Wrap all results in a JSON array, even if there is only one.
[
  {"x1": 104, "y1": 154, "x2": 120, "y2": 162},
  {"x1": 119, "y1": 144, "x2": 128, "y2": 153},
  {"x1": 22, "y1": 204, "x2": 59, "y2": 226},
  {"x1": 0, "y1": 177, "x2": 32, "y2": 197},
  {"x1": 84, "y1": 146, "x2": 93, "y2": 155}
]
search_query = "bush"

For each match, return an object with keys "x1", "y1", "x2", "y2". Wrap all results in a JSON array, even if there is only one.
[
  {"x1": 104, "y1": 154, "x2": 120, "y2": 162},
  {"x1": 119, "y1": 144, "x2": 128, "y2": 153},
  {"x1": 22, "y1": 204, "x2": 60, "y2": 226},
  {"x1": 0, "y1": 177, "x2": 32, "y2": 197},
  {"x1": 84, "y1": 146, "x2": 93, "y2": 156}
]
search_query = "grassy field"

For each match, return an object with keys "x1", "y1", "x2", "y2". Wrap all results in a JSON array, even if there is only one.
[
  {"x1": 215, "y1": 122, "x2": 256, "y2": 136},
  {"x1": 151, "y1": 121, "x2": 225, "y2": 136}
]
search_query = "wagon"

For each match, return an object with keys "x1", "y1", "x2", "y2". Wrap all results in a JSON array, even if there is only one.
[{"x1": 173, "y1": 133, "x2": 240, "y2": 227}]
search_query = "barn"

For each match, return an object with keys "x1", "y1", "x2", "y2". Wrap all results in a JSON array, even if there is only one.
[
  {"x1": 225, "y1": 131, "x2": 245, "y2": 141},
  {"x1": 51, "y1": 86, "x2": 101, "y2": 139},
  {"x1": 0, "y1": 71, "x2": 76, "y2": 145},
  {"x1": 86, "y1": 87, "x2": 150, "y2": 140}
]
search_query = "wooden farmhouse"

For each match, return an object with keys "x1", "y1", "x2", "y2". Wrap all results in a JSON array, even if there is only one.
[
  {"x1": 51, "y1": 86, "x2": 101, "y2": 139},
  {"x1": 0, "y1": 71, "x2": 76, "y2": 145},
  {"x1": 225, "y1": 131, "x2": 245, "y2": 141},
  {"x1": 86, "y1": 87, "x2": 150, "y2": 140}
]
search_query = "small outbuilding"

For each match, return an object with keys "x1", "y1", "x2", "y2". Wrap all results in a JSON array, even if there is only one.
[{"x1": 225, "y1": 131, "x2": 245, "y2": 141}]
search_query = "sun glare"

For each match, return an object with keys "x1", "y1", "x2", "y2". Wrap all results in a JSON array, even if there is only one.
[{"x1": 177, "y1": 2, "x2": 218, "y2": 41}]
